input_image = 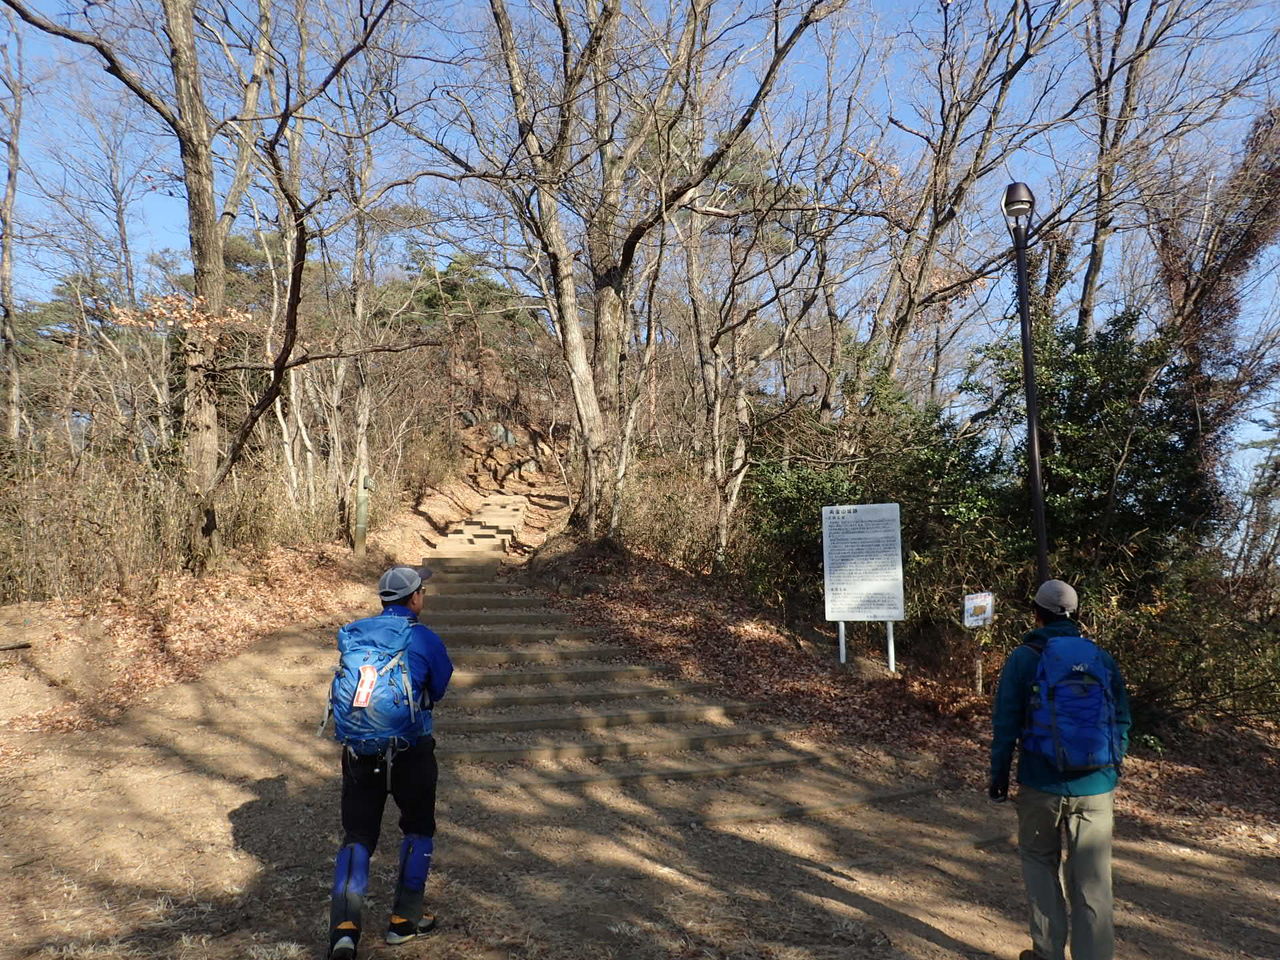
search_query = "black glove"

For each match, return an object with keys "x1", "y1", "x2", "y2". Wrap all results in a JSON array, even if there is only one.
[{"x1": 988, "y1": 774, "x2": 1009, "y2": 803}]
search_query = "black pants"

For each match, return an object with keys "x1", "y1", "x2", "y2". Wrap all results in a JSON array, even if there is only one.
[{"x1": 340, "y1": 736, "x2": 438, "y2": 851}]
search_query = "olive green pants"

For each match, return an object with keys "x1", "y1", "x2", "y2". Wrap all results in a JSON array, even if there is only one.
[{"x1": 1015, "y1": 786, "x2": 1114, "y2": 960}]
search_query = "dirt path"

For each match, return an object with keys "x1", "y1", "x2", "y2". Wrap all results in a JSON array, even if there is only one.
[{"x1": 1, "y1": 492, "x2": 1277, "y2": 960}]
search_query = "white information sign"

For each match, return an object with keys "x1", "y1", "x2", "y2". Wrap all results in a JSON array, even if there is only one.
[
  {"x1": 822, "y1": 503, "x2": 904, "y2": 622},
  {"x1": 964, "y1": 591, "x2": 995, "y2": 628}
]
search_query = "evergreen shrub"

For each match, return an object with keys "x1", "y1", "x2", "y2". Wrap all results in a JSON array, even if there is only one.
[{"x1": 732, "y1": 314, "x2": 1280, "y2": 724}]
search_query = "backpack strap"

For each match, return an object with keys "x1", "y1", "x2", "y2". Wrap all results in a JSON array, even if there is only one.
[
  {"x1": 378, "y1": 650, "x2": 405, "y2": 676},
  {"x1": 317, "y1": 700, "x2": 333, "y2": 738},
  {"x1": 1024, "y1": 631, "x2": 1093, "y2": 654}
]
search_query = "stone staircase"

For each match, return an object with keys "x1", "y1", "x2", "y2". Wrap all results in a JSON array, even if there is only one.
[
  {"x1": 41, "y1": 487, "x2": 952, "y2": 960},
  {"x1": 424, "y1": 492, "x2": 837, "y2": 805}
]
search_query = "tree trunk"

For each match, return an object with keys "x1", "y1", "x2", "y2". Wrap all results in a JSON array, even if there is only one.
[
  {"x1": 0, "y1": 23, "x2": 22, "y2": 442},
  {"x1": 817, "y1": 266, "x2": 841, "y2": 423},
  {"x1": 162, "y1": 0, "x2": 227, "y2": 563},
  {"x1": 291, "y1": 367, "x2": 318, "y2": 509},
  {"x1": 273, "y1": 390, "x2": 300, "y2": 506},
  {"x1": 541, "y1": 201, "x2": 609, "y2": 532},
  {"x1": 606, "y1": 246, "x2": 664, "y2": 535},
  {"x1": 714, "y1": 379, "x2": 752, "y2": 570},
  {"x1": 353, "y1": 359, "x2": 372, "y2": 558},
  {"x1": 350, "y1": 197, "x2": 371, "y2": 557}
]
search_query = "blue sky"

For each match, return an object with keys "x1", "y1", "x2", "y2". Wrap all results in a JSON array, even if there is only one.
[{"x1": 6, "y1": 0, "x2": 1278, "y2": 428}]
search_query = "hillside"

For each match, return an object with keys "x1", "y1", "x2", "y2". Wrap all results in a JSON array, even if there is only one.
[{"x1": 1, "y1": 482, "x2": 1276, "y2": 960}]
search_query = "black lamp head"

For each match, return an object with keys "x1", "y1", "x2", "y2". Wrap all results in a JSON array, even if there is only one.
[{"x1": 1002, "y1": 182, "x2": 1036, "y2": 220}]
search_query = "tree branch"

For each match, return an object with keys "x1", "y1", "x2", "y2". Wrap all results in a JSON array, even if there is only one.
[
  {"x1": 214, "y1": 336, "x2": 444, "y2": 373},
  {"x1": 0, "y1": 0, "x2": 182, "y2": 135}
]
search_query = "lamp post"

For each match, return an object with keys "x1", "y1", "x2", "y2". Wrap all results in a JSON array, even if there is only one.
[{"x1": 1002, "y1": 182, "x2": 1050, "y2": 585}]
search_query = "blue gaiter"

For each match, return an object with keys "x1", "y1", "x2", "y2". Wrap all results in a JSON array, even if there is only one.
[
  {"x1": 329, "y1": 842, "x2": 371, "y2": 933},
  {"x1": 392, "y1": 834, "x2": 434, "y2": 921}
]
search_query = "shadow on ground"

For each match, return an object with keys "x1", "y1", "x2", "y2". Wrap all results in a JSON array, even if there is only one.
[{"x1": 2, "y1": 617, "x2": 1277, "y2": 960}]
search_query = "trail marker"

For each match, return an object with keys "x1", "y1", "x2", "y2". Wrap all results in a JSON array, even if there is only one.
[
  {"x1": 964, "y1": 592, "x2": 996, "y2": 693},
  {"x1": 964, "y1": 592, "x2": 995, "y2": 628}
]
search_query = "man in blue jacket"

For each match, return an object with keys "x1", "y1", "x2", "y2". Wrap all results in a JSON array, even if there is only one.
[
  {"x1": 329, "y1": 565, "x2": 453, "y2": 960},
  {"x1": 989, "y1": 579, "x2": 1131, "y2": 960}
]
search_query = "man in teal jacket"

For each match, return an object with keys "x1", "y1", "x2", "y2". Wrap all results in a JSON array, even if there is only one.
[{"x1": 989, "y1": 579, "x2": 1131, "y2": 960}]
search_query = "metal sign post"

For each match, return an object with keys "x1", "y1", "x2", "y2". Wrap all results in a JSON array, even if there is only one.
[
  {"x1": 822, "y1": 503, "x2": 905, "y2": 673},
  {"x1": 964, "y1": 591, "x2": 996, "y2": 694}
]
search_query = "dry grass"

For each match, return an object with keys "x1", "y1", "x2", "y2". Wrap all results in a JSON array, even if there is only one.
[
  {"x1": 0, "y1": 473, "x2": 496, "y2": 736},
  {"x1": 548, "y1": 547, "x2": 1280, "y2": 851},
  {"x1": 614, "y1": 458, "x2": 720, "y2": 571},
  {"x1": 0, "y1": 451, "x2": 349, "y2": 606}
]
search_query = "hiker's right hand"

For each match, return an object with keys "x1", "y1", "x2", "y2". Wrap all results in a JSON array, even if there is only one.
[{"x1": 988, "y1": 775, "x2": 1009, "y2": 803}]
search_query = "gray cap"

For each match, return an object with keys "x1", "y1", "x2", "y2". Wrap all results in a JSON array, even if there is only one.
[
  {"x1": 378, "y1": 564, "x2": 432, "y2": 602},
  {"x1": 1034, "y1": 579, "x2": 1078, "y2": 615}
]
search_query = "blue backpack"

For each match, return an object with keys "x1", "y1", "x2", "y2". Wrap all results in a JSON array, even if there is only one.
[
  {"x1": 1022, "y1": 634, "x2": 1122, "y2": 773},
  {"x1": 322, "y1": 615, "x2": 424, "y2": 756}
]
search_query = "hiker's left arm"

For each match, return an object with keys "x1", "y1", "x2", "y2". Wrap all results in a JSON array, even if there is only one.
[
  {"x1": 1111, "y1": 655, "x2": 1132, "y2": 759},
  {"x1": 409, "y1": 626, "x2": 454, "y2": 705}
]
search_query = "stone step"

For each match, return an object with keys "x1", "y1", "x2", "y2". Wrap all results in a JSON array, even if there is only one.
[
  {"x1": 426, "y1": 560, "x2": 505, "y2": 574},
  {"x1": 442, "y1": 701, "x2": 755, "y2": 734},
  {"x1": 687, "y1": 784, "x2": 938, "y2": 827},
  {"x1": 422, "y1": 573, "x2": 514, "y2": 586},
  {"x1": 442, "y1": 534, "x2": 510, "y2": 547},
  {"x1": 449, "y1": 645, "x2": 629, "y2": 666},
  {"x1": 448, "y1": 681, "x2": 715, "y2": 709},
  {"x1": 439, "y1": 726, "x2": 792, "y2": 763},
  {"x1": 450, "y1": 663, "x2": 670, "y2": 688},
  {"x1": 438, "y1": 627, "x2": 603, "y2": 643},
  {"x1": 423, "y1": 581, "x2": 528, "y2": 595},
  {"x1": 444, "y1": 746, "x2": 936, "y2": 827},
  {"x1": 461, "y1": 521, "x2": 517, "y2": 535},
  {"x1": 430, "y1": 610, "x2": 571, "y2": 627},
  {"x1": 528, "y1": 752, "x2": 826, "y2": 786},
  {"x1": 431, "y1": 546, "x2": 509, "y2": 557},
  {"x1": 428, "y1": 594, "x2": 545, "y2": 610}
]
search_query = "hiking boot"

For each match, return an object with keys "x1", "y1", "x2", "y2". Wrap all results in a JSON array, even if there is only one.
[
  {"x1": 385, "y1": 913, "x2": 438, "y2": 945},
  {"x1": 1018, "y1": 951, "x2": 1047, "y2": 960},
  {"x1": 328, "y1": 921, "x2": 360, "y2": 959}
]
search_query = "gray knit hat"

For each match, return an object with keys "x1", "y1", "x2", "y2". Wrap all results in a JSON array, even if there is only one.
[
  {"x1": 377, "y1": 565, "x2": 432, "y2": 602},
  {"x1": 1034, "y1": 579, "x2": 1078, "y2": 615}
]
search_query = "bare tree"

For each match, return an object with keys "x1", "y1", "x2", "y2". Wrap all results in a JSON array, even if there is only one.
[
  {"x1": 1075, "y1": 0, "x2": 1273, "y2": 341},
  {"x1": 0, "y1": 14, "x2": 22, "y2": 441},
  {"x1": 407, "y1": 0, "x2": 847, "y2": 533},
  {"x1": 1147, "y1": 103, "x2": 1280, "y2": 446},
  {"x1": 1, "y1": 0, "x2": 274, "y2": 559},
  {"x1": 1, "y1": 0, "x2": 410, "y2": 564}
]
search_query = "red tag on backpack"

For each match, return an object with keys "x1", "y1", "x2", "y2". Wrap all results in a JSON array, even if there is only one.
[{"x1": 352, "y1": 664, "x2": 378, "y2": 708}]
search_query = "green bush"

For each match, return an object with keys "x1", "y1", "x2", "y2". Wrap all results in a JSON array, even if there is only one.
[
  {"x1": 968, "y1": 310, "x2": 1228, "y2": 585},
  {"x1": 731, "y1": 312, "x2": 1280, "y2": 722},
  {"x1": 737, "y1": 392, "x2": 1015, "y2": 655}
]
